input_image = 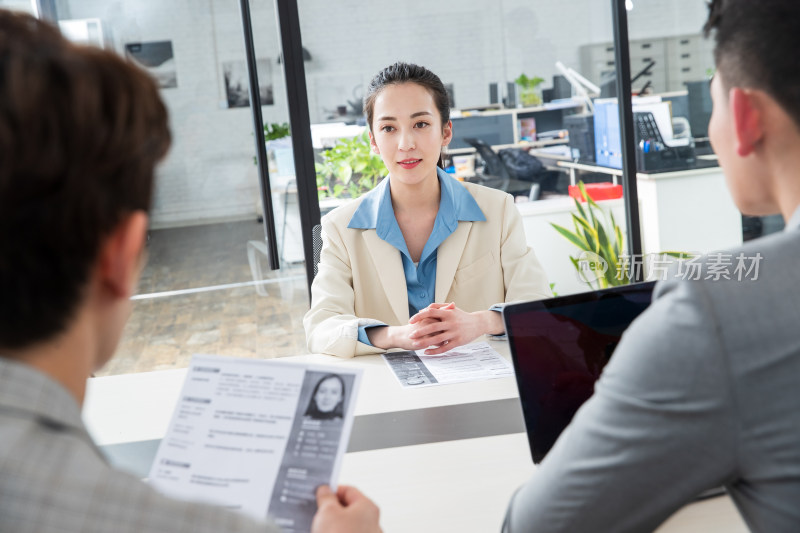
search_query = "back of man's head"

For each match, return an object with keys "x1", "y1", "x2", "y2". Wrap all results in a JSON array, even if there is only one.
[
  {"x1": 704, "y1": 0, "x2": 800, "y2": 129},
  {"x1": 0, "y1": 11, "x2": 171, "y2": 350}
]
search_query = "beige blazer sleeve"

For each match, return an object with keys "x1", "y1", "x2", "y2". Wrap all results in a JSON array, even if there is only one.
[
  {"x1": 303, "y1": 212, "x2": 387, "y2": 358},
  {"x1": 498, "y1": 192, "x2": 552, "y2": 304}
]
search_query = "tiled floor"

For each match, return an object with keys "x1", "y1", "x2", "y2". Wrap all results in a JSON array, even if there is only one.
[{"x1": 98, "y1": 220, "x2": 311, "y2": 377}]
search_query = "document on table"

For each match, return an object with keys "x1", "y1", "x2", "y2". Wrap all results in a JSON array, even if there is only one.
[
  {"x1": 148, "y1": 354, "x2": 362, "y2": 533},
  {"x1": 382, "y1": 341, "x2": 513, "y2": 388}
]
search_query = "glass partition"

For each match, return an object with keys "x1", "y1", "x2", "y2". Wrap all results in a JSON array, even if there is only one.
[
  {"x1": 6, "y1": 0, "x2": 740, "y2": 372},
  {"x1": 296, "y1": 0, "x2": 621, "y2": 297},
  {"x1": 23, "y1": 0, "x2": 310, "y2": 375},
  {"x1": 623, "y1": 0, "x2": 783, "y2": 283}
]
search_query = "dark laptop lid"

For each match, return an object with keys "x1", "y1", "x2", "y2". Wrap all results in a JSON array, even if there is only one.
[{"x1": 503, "y1": 281, "x2": 656, "y2": 463}]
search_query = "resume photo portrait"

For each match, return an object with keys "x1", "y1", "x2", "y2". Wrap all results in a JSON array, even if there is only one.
[{"x1": 303, "y1": 373, "x2": 348, "y2": 421}]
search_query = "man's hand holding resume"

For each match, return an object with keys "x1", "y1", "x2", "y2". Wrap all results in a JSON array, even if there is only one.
[{"x1": 148, "y1": 355, "x2": 362, "y2": 533}]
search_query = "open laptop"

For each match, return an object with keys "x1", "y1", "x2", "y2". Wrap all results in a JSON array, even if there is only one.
[{"x1": 503, "y1": 282, "x2": 656, "y2": 464}]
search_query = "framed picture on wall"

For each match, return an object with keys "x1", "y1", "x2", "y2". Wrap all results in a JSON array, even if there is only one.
[
  {"x1": 125, "y1": 41, "x2": 177, "y2": 89},
  {"x1": 222, "y1": 59, "x2": 274, "y2": 108}
]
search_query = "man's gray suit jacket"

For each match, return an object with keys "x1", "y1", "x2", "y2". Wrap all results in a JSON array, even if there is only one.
[
  {"x1": 0, "y1": 358, "x2": 279, "y2": 533},
  {"x1": 505, "y1": 210, "x2": 800, "y2": 532}
]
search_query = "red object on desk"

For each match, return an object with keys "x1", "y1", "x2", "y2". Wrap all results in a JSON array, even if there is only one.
[{"x1": 568, "y1": 182, "x2": 623, "y2": 202}]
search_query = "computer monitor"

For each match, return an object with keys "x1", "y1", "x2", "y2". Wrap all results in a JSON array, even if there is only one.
[
  {"x1": 593, "y1": 99, "x2": 623, "y2": 168},
  {"x1": 489, "y1": 82, "x2": 499, "y2": 104},
  {"x1": 564, "y1": 114, "x2": 595, "y2": 162},
  {"x1": 686, "y1": 79, "x2": 712, "y2": 139},
  {"x1": 552, "y1": 75, "x2": 572, "y2": 100},
  {"x1": 449, "y1": 114, "x2": 515, "y2": 150}
]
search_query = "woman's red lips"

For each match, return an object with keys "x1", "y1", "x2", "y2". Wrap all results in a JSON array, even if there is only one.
[{"x1": 398, "y1": 159, "x2": 422, "y2": 169}]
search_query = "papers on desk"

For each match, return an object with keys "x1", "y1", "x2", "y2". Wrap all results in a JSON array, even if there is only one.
[
  {"x1": 534, "y1": 144, "x2": 572, "y2": 158},
  {"x1": 148, "y1": 354, "x2": 362, "y2": 533},
  {"x1": 543, "y1": 97, "x2": 583, "y2": 110},
  {"x1": 382, "y1": 342, "x2": 513, "y2": 388}
]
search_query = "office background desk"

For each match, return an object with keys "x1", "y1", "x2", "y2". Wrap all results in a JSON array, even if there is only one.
[
  {"x1": 514, "y1": 158, "x2": 743, "y2": 296},
  {"x1": 557, "y1": 159, "x2": 742, "y2": 255},
  {"x1": 83, "y1": 342, "x2": 747, "y2": 532},
  {"x1": 448, "y1": 100, "x2": 581, "y2": 151}
]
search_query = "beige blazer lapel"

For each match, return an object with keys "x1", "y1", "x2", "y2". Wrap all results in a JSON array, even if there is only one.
[
  {"x1": 435, "y1": 221, "x2": 473, "y2": 302},
  {"x1": 363, "y1": 231, "x2": 409, "y2": 324}
]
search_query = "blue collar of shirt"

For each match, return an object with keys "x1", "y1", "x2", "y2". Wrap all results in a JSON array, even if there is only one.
[{"x1": 348, "y1": 167, "x2": 486, "y2": 235}]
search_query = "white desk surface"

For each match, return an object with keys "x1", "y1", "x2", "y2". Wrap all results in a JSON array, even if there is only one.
[
  {"x1": 556, "y1": 159, "x2": 722, "y2": 181},
  {"x1": 342, "y1": 435, "x2": 747, "y2": 533},
  {"x1": 83, "y1": 340, "x2": 519, "y2": 447},
  {"x1": 82, "y1": 342, "x2": 747, "y2": 533}
]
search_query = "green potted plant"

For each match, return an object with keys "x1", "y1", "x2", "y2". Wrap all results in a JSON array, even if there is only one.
[
  {"x1": 253, "y1": 122, "x2": 291, "y2": 167},
  {"x1": 551, "y1": 182, "x2": 690, "y2": 290},
  {"x1": 264, "y1": 122, "x2": 290, "y2": 141},
  {"x1": 264, "y1": 123, "x2": 294, "y2": 180},
  {"x1": 315, "y1": 131, "x2": 386, "y2": 200},
  {"x1": 550, "y1": 182, "x2": 628, "y2": 289},
  {"x1": 514, "y1": 73, "x2": 545, "y2": 107}
]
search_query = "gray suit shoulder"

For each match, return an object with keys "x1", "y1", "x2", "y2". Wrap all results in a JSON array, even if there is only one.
[
  {"x1": 656, "y1": 228, "x2": 800, "y2": 370},
  {"x1": 659, "y1": 229, "x2": 798, "y2": 294}
]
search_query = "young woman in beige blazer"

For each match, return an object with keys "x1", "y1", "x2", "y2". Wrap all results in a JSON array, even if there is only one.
[{"x1": 304, "y1": 63, "x2": 551, "y2": 358}]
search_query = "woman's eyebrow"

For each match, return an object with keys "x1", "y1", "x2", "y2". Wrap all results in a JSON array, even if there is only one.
[{"x1": 377, "y1": 111, "x2": 432, "y2": 122}]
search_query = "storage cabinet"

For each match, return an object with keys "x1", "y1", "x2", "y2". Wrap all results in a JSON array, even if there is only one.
[{"x1": 580, "y1": 35, "x2": 714, "y2": 94}]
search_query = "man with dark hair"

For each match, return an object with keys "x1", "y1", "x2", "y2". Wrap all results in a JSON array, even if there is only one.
[
  {"x1": 504, "y1": 1, "x2": 800, "y2": 531},
  {"x1": 0, "y1": 10, "x2": 380, "y2": 533}
]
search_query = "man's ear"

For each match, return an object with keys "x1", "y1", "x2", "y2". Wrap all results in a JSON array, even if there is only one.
[
  {"x1": 730, "y1": 87, "x2": 764, "y2": 157},
  {"x1": 97, "y1": 211, "x2": 148, "y2": 299},
  {"x1": 441, "y1": 120, "x2": 453, "y2": 147},
  {"x1": 368, "y1": 130, "x2": 380, "y2": 154}
]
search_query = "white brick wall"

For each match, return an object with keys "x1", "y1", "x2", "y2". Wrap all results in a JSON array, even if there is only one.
[
  {"x1": 627, "y1": 0, "x2": 711, "y2": 41},
  {"x1": 0, "y1": 0, "x2": 34, "y2": 13},
  {"x1": 2, "y1": 0, "x2": 709, "y2": 228}
]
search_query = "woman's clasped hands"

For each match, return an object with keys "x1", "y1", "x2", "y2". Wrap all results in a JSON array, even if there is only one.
[
  {"x1": 365, "y1": 303, "x2": 504, "y2": 353},
  {"x1": 407, "y1": 302, "x2": 504, "y2": 355}
]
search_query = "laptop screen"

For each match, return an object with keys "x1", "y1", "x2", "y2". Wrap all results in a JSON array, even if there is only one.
[{"x1": 503, "y1": 282, "x2": 655, "y2": 463}]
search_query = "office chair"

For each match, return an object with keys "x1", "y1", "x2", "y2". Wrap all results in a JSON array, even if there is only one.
[
  {"x1": 463, "y1": 138, "x2": 533, "y2": 197},
  {"x1": 465, "y1": 137, "x2": 513, "y2": 180},
  {"x1": 312, "y1": 223, "x2": 323, "y2": 279}
]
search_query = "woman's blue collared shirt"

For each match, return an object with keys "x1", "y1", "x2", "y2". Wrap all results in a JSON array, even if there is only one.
[{"x1": 348, "y1": 168, "x2": 486, "y2": 345}]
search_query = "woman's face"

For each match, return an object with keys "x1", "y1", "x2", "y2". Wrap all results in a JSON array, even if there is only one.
[
  {"x1": 369, "y1": 82, "x2": 452, "y2": 187},
  {"x1": 314, "y1": 377, "x2": 343, "y2": 413}
]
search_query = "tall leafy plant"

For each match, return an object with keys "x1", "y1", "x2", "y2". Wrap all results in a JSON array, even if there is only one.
[
  {"x1": 550, "y1": 182, "x2": 628, "y2": 290},
  {"x1": 315, "y1": 132, "x2": 386, "y2": 199},
  {"x1": 552, "y1": 182, "x2": 690, "y2": 290}
]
